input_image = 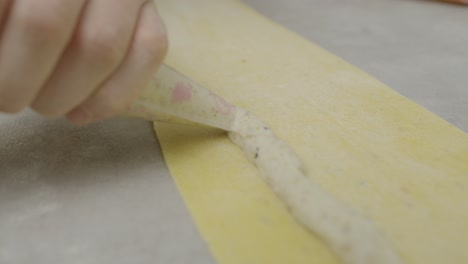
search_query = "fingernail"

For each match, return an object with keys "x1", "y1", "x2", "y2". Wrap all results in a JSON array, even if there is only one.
[{"x1": 67, "y1": 107, "x2": 92, "y2": 126}]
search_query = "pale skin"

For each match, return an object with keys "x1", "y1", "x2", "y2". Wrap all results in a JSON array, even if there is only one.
[
  {"x1": 0, "y1": 0, "x2": 168, "y2": 125},
  {"x1": 0, "y1": 1, "x2": 464, "y2": 126},
  {"x1": 443, "y1": 0, "x2": 468, "y2": 4}
]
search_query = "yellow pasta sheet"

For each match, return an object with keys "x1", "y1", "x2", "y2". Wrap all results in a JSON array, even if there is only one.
[{"x1": 154, "y1": 1, "x2": 468, "y2": 263}]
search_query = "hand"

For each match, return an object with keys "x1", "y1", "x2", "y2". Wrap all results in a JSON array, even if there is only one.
[
  {"x1": 0, "y1": 0, "x2": 168, "y2": 125},
  {"x1": 439, "y1": 0, "x2": 468, "y2": 4}
]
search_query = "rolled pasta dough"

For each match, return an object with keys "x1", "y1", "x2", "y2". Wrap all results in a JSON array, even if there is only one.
[{"x1": 154, "y1": 0, "x2": 468, "y2": 264}]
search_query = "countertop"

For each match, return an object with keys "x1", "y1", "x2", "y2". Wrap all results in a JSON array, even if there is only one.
[{"x1": 1, "y1": 1, "x2": 466, "y2": 263}]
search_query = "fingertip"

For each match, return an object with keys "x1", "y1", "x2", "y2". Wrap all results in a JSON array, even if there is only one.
[
  {"x1": 66, "y1": 106, "x2": 93, "y2": 126},
  {"x1": 0, "y1": 98, "x2": 27, "y2": 114},
  {"x1": 30, "y1": 101, "x2": 61, "y2": 119}
]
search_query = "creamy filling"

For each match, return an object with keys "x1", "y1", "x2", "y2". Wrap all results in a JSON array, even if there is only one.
[{"x1": 228, "y1": 109, "x2": 402, "y2": 264}]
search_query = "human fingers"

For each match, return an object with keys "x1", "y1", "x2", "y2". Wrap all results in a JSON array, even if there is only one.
[
  {"x1": 31, "y1": 0, "x2": 150, "y2": 118},
  {"x1": 67, "y1": 1, "x2": 168, "y2": 125},
  {"x1": 438, "y1": 0, "x2": 468, "y2": 5},
  {"x1": 0, "y1": 0, "x2": 85, "y2": 113},
  {"x1": 0, "y1": 0, "x2": 11, "y2": 27}
]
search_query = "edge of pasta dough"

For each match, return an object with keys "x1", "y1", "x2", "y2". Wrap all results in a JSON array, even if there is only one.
[{"x1": 154, "y1": 0, "x2": 468, "y2": 264}]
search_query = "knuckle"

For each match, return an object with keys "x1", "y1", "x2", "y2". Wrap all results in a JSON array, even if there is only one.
[
  {"x1": 94, "y1": 90, "x2": 131, "y2": 116},
  {"x1": 80, "y1": 30, "x2": 127, "y2": 68},
  {"x1": 19, "y1": 12, "x2": 66, "y2": 40},
  {"x1": 136, "y1": 27, "x2": 168, "y2": 62}
]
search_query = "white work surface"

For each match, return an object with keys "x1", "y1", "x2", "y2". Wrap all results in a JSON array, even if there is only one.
[{"x1": 1, "y1": 1, "x2": 467, "y2": 263}]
